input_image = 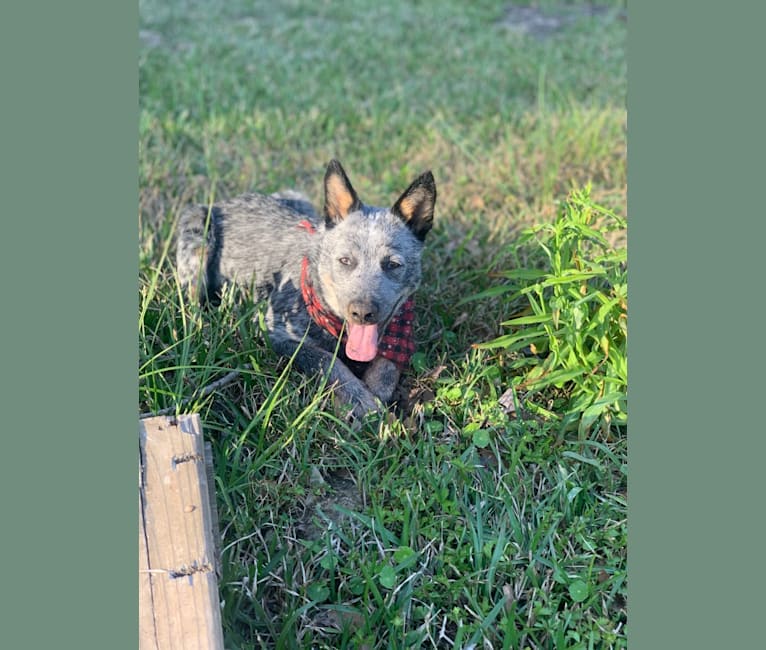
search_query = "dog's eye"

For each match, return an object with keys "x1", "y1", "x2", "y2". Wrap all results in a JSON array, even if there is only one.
[
  {"x1": 339, "y1": 257, "x2": 352, "y2": 266},
  {"x1": 382, "y1": 259, "x2": 402, "y2": 271}
]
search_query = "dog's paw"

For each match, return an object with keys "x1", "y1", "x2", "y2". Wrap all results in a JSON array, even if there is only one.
[
  {"x1": 351, "y1": 391, "x2": 384, "y2": 420},
  {"x1": 330, "y1": 378, "x2": 383, "y2": 424},
  {"x1": 362, "y1": 357, "x2": 400, "y2": 404},
  {"x1": 331, "y1": 394, "x2": 383, "y2": 432}
]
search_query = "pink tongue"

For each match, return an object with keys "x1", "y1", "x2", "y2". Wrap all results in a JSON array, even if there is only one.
[{"x1": 345, "y1": 323, "x2": 379, "y2": 362}]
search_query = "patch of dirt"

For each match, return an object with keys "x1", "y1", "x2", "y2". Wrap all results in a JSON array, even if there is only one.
[
  {"x1": 139, "y1": 30, "x2": 163, "y2": 49},
  {"x1": 500, "y1": 3, "x2": 626, "y2": 39},
  {"x1": 296, "y1": 469, "x2": 364, "y2": 541}
]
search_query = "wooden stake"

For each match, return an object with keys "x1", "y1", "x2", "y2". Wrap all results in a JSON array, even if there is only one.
[{"x1": 139, "y1": 415, "x2": 224, "y2": 650}]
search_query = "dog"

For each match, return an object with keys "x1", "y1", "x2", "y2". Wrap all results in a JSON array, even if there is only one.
[{"x1": 176, "y1": 160, "x2": 436, "y2": 418}]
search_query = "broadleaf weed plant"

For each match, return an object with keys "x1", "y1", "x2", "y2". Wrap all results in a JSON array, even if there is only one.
[{"x1": 470, "y1": 186, "x2": 626, "y2": 437}]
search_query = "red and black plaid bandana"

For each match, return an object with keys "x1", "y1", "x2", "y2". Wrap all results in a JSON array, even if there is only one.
[
  {"x1": 297, "y1": 221, "x2": 416, "y2": 371},
  {"x1": 376, "y1": 297, "x2": 416, "y2": 371}
]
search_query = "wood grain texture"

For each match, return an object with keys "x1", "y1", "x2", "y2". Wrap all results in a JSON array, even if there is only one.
[{"x1": 139, "y1": 415, "x2": 224, "y2": 650}]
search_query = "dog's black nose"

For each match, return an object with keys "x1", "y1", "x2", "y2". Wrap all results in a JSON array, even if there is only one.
[{"x1": 347, "y1": 301, "x2": 379, "y2": 325}]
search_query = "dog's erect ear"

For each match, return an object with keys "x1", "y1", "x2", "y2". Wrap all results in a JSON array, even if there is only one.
[
  {"x1": 392, "y1": 171, "x2": 437, "y2": 241},
  {"x1": 323, "y1": 159, "x2": 362, "y2": 225}
]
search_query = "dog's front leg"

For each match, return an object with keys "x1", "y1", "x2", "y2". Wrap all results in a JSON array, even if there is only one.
[
  {"x1": 271, "y1": 336, "x2": 382, "y2": 419},
  {"x1": 362, "y1": 357, "x2": 400, "y2": 404}
]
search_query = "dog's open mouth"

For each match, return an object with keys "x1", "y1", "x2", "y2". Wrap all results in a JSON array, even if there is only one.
[{"x1": 345, "y1": 323, "x2": 379, "y2": 362}]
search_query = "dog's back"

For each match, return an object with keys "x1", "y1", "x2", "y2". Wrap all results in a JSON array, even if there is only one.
[{"x1": 177, "y1": 192, "x2": 317, "y2": 305}]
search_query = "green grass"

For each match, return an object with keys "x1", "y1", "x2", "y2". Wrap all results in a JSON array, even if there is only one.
[{"x1": 140, "y1": 0, "x2": 627, "y2": 647}]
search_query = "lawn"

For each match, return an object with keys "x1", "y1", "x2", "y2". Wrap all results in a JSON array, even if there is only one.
[{"x1": 139, "y1": 0, "x2": 627, "y2": 647}]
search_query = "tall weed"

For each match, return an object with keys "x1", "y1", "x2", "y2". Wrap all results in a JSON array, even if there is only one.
[{"x1": 471, "y1": 187, "x2": 626, "y2": 436}]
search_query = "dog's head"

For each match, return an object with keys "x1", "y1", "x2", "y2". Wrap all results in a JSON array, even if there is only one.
[{"x1": 315, "y1": 159, "x2": 437, "y2": 362}]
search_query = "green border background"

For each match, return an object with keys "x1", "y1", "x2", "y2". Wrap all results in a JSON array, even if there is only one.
[
  {"x1": 630, "y1": 2, "x2": 766, "y2": 648},
  {"x1": 0, "y1": 3, "x2": 137, "y2": 648},
  {"x1": 2, "y1": 1, "x2": 765, "y2": 648}
]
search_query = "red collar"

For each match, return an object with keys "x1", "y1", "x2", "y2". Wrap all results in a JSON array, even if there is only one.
[
  {"x1": 297, "y1": 221, "x2": 416, "y2": 371},
  {"x1": 300, "y1": 256, "x2": 344, "y2": 338}
]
